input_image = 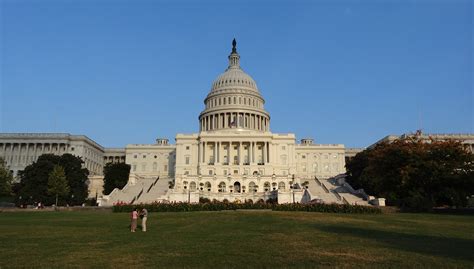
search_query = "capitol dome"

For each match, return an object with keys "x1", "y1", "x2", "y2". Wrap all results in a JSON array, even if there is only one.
[{"x1": 199, "y1": 39, "x2": 270, "y2": 133}]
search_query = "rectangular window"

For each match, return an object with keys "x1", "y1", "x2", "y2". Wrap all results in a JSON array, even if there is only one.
[
  {"x1": 185, "y1": 156, "x2": 190, "y2": 165},
  {"x1": 164, "y1": 165, "x2": 168, "y2": 171}
]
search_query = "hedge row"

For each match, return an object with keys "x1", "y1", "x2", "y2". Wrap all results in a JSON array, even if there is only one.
[{"x1": 112, "y1": 202, "x2": 381, "y2": 214}]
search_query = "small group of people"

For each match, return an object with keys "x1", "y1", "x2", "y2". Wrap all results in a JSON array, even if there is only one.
[{"x1": 130, "y1": 208, "x2": 148, "y2": 232}]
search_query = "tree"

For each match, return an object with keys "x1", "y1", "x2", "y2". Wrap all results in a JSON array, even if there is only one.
[
  {"x1": 47, "y1": 165, "x2": 70, "y2": 206},
  {"x1": 346, "y1": 135, "x2": 474, "y2": 210},
  {"x1": 16, "y1": 154, "x2": 89, "y2": 205},
  {"x1": 0, "y1": 158, "x2": 13, "y2": 198},
  {"x1": 59, "y1": 154, "x2": 89, "y2": 205},
  {"x1": 103, "y1": 163, "x2": 131, "y2": 195}
]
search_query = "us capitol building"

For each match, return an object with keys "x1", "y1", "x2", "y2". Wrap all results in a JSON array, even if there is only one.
[{"x1": 1, "y1": 40, "x2": 472, "y2": 205}]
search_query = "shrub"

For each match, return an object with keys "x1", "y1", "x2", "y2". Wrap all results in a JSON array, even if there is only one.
[{"x1": 113, "y1": 201, "x2": 381, "y2": 214}]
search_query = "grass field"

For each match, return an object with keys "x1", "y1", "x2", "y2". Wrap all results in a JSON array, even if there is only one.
[{"x1": 0, "y1": 210, "x2": 473, "y2": 268}]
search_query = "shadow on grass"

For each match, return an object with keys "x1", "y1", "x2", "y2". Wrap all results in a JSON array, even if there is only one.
[{"x1": 315, "y1": 224, "x2": 474, "y2": 262}]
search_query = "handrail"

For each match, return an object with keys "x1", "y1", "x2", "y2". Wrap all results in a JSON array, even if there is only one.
[
  {"x1": 321, "y1": 183, "x2": 330, "y2": 193},
  {"x1": 342, "y1": 196, "x2": 350, "y2": 205},
  {"x1": 332, "y1": 191, "x2": 342, "y2": 201}
]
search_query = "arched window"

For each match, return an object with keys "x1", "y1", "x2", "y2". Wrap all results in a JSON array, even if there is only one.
[
  {"x1": 263, "y1": 182, "x2": 270, "y2": 192},
  {"x1": 278, "y1": 182, "x2": 285, "y2": 190},
  {"x1": 249, "y1": 182, "x2": 257, "y2": 193},
  {"x1": 218, "y1": 182, "x2": 226, "y2": 192},
  {"x1": 272, "y1": 182, "x2": 277, "y2": 191},
  {"x1": 205, "y1": 182, "x2": 211, "y2": 192}
]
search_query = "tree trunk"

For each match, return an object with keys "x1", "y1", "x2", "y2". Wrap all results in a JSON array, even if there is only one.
[{"x1": 55, "y1": 194, "x2": 58, "y2": 207}]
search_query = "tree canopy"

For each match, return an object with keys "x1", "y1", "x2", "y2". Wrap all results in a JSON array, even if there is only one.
[
  {"x1": 103, "y1": 163, "x2": 131, "y2": 195},
  {"x1": 16, "y1": 154, "x2": 89, "y2": 206},
  {"x1": 346, "y1": 135, "x2": 474, "y2": 210},
  {"x1": 0, "y1": 158, "x2": 13, "y2": 198},
  {"x1": 48, "y1": 165, "x2": 70, "y2": 206}
]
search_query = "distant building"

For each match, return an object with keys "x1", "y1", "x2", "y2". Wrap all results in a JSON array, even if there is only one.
[{"x1": 369, "y1": 132, "x2": 474, "y2": 152}]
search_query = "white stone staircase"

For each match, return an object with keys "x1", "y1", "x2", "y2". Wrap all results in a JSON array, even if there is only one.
[
  {"x1": 99, "y1": 175, "x2": 166, "y2": 206},
  {"x1": 306, "y1": 177, "x2": 370, "y2": 206},
  {"x1": 306, "y1": 178, "x2": 342, "y2": 204},
  {"x1": 135, "y1": 177, "x2": 170, "y2": 204}
]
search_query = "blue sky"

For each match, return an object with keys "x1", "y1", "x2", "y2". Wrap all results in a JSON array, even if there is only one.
[{"x1": 1, "y1": 0, "x2": 472, "y2": 148}]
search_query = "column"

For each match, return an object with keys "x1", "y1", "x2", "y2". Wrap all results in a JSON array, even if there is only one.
[
  {"x1": 238, "y1": 142, "x2": 242, "y2": 165},
  {"x1": 213, "y1": 142, "x2": 216, "y2": 164},
  {"x1": 252, "y1": 142, "x2": 256, "y2": 164},
  {"x1": 204, "y1": 141, "x2": 207, "y2": 164},
  {"x1": 227, "y1": 142, "x2": 231, "y2": 165},
  {"x1": 198, "y1": 141, "x2": 201, "y2": 164},
  {"x1": 216, "y1": 142, "x2": 220, "y2": 163},
  {"x1": 263, "y1": 142, "x2": 267, "y2": 164},
  {"x1": 267, "y1": 142, "x2": 270, "y2": 163}
]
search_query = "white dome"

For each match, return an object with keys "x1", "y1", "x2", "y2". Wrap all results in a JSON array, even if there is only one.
[
  {"x1": 211, "y1": 67, "x2": 259, "y2": 94},
  {"x1": 199, "y1": 39, "x2": 270, "y2": 133}
]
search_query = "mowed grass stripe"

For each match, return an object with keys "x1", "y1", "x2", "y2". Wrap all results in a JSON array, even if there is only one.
[{"x1": 0, "y1": 211, "x2": 473, "y2": 268}]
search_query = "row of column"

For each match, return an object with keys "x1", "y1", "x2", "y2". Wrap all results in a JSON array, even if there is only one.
[
  {"x1": 0, "y1": 142, "x2": 101, "y2": 175},
  {"x1": 201, "y1": 112, "x2": 269, "y2": 132},
  {"x1": 197, "y1": 141, "x2": 270, "y2": 165}
]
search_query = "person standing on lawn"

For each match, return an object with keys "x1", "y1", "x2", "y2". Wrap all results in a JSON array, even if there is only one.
[
  {"x1": 130, "y1": 208, "x2": 138, "y2": 232},
  {"x1": 140, "y1": 208, "x2": 148, "y2": 232}
]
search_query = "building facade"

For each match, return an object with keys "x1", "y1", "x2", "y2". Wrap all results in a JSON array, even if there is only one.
[{"x1": 1, "y1": 41, "x2": 472, "y2": 204}]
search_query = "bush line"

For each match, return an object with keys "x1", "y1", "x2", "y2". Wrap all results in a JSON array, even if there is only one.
[{"x1": 113, "y1": 202, "x2": 382, "y2": 214}]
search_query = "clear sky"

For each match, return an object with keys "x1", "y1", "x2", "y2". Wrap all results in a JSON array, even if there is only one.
[{"x1": 1, "y1": 0, "x2": 472, "y2": 148}]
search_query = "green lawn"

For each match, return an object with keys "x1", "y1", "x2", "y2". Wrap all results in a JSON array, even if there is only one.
[{"x1": 0, "y1": 211, "x2": 473, "y2": 268}]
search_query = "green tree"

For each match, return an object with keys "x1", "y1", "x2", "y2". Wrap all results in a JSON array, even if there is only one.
[
  {"x1": 103, "y1": 163, "x2": 131, "y2": 195},
  {"x1": 47, "y1": 165, "x2": 70, "y2": 206},
  {"x1": 346, "y1": 135, "x2": 474, "y2": 210},
  {"x1": 16, "y1": 154, "x2": 89, "y2": 205},
  {"x1": 0, "y1": 158, "x2": 14, "y2": 198}
]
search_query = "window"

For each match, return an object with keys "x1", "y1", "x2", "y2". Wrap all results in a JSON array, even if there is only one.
[
  {"x1": 218, "y1": 182, "x2": 226, "y2": 192},
  {"x1": 71, "y1": 147, "x2": 75, "y2": 151},
  {"x1": 164, "y1": 165, "x2": 168, "y2": 171},
  {"x1": 209, "y1": 170, "x2": 213, "y2": 175},
  {"x1": 186, "y1": 146, "x2": 190, "y2": 150},
  {"x1": 185, "y1": 156, "x2": 190, "y2": 165},
  {"x1": 184, "y1": 171, "x2": 189, "y2": 175},
  {"x1": 281, "y1": 146, "x2": 286, "y2": 150},
  {"x1": 302, "y1": 164, "x2": 306, "y2": 172},
  {"x1": 224, "y1": 170, "x2": 228, "y2": 175},
  {"x1": 249, "y1": 182, "x2": 257, "y2": 192},
  {"x1": 278, "y1": 182, "x2": 285, "y2": 190},
  {"x1": 134, "y1": 155, "x2": 137, "y2": 159},
  {"x1": 153, "y1": 162, "x2": 157, "y2": 171},
  {"x1": 154, "y1": 155, "x2": 157, "y2": 159},
  {"x1": 132, "y1": 164, "x2": 137, "y2": 171},
  {"x1": 190, "y1": 182, "x2": 197, "y2": 191},
  {"x1": 143, "y1": 155, "x2": 146, "y2": 158},
  {"x1": 142, "y1": 163, "x2": 146, "y2": 171},
  {"x1": 302, "y1": 155, "x2": 306, "y2": 159}
]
